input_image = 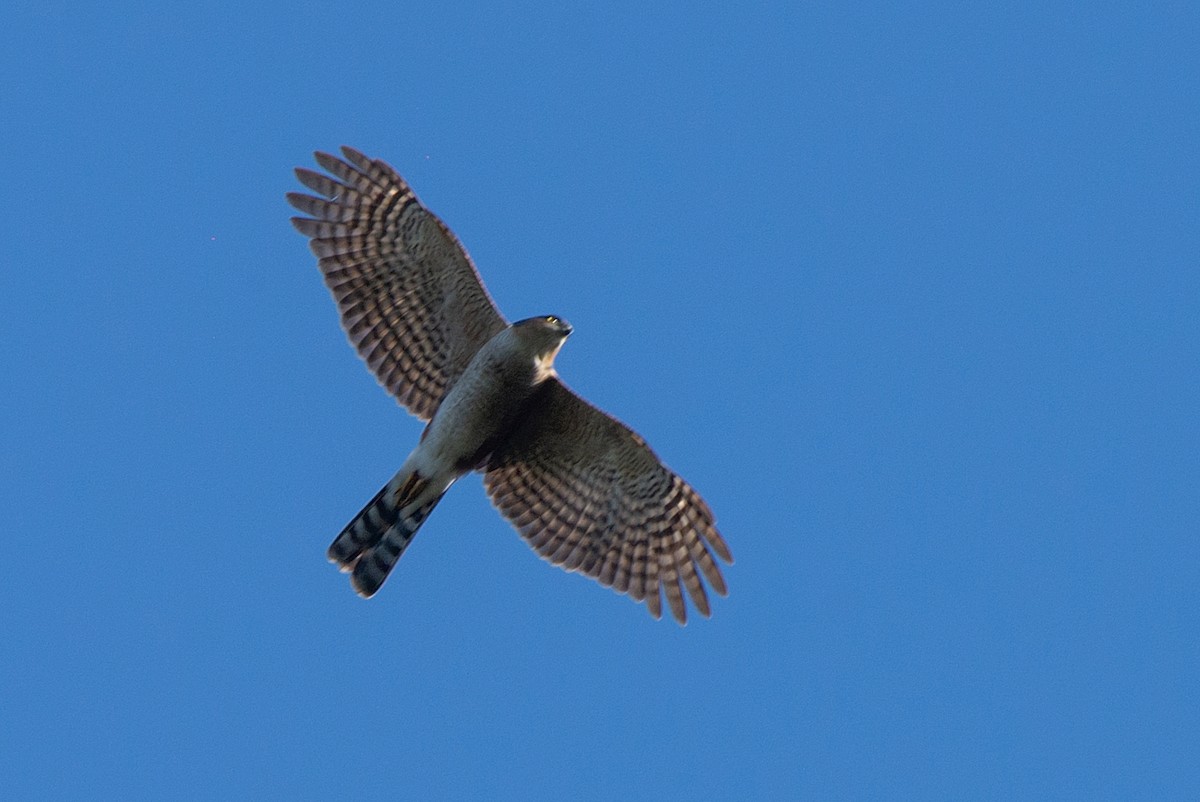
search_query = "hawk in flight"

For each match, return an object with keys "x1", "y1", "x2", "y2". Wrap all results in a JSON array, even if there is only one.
[{"x1": 287, "y1": 147, "x2": 732, "y2": 624}]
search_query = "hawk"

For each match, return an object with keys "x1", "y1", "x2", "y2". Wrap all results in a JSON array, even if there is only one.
[{"x1": 287, "y1": 147, "x2": 732, "y2": 624}]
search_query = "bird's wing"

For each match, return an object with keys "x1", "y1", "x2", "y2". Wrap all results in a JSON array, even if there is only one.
[
  {"x1": 483, "y1": 378, "x2": 732, "y2": 624},
  {"x1": 288, "y1": 147, "x2": 507, "y2": 421}
]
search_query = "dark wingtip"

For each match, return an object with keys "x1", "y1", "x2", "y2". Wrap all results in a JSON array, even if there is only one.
[
  {"x1": 284, "y1": 191, "x2": 309, "y2": 211},
  {"x1": 340, "y1": 145, "x2": 369, "y2": 164}
]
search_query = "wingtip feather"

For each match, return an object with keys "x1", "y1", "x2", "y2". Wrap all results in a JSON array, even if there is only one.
[{"x1": 340, "y1": 145, "x2": 371, "y2": 169}]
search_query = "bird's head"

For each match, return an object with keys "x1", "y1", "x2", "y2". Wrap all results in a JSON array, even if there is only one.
[
  {"x1": 513, "y1": 314, "x2": 573, "y2": 343},
  {"x1": 513, "y1": 315, "x2": 573, "y2": 378}
]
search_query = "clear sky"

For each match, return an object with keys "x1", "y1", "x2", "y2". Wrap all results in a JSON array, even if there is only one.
[{"x1": 2, "y1": 2, "x2": 1196, "y2": 799}]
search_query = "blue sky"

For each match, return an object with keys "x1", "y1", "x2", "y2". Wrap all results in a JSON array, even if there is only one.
[{"x1": 2, "y1": 2, "x2": 1196, "y2": 798}]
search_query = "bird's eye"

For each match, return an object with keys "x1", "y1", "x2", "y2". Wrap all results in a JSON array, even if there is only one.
[{"x1": 545, "y1": 316, "x2": 558, "y2": 324}]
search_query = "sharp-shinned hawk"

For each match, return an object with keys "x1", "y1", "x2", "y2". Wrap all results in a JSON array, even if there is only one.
[{"x1": 287, "y1": 147, "x2": 732, "y2": 624}]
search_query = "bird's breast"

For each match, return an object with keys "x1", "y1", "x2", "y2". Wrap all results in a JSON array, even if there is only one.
[{"x1": 417, "y1": 340, "x2": 541, "y2": 475}]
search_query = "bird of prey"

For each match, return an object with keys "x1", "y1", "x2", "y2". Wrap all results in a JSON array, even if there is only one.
[{"x1": 287, "y1": 147, "x2": 732, "y2": 624}]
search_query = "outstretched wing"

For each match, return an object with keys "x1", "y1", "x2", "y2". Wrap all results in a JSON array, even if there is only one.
[
  {"x1": 483, "y1": 378, "x2": 732, "y2": 624},
  {"x1": 287, "y1": 147, "x2": 507, "y2": 421}
]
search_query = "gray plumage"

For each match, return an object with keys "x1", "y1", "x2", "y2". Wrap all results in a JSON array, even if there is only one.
[{"x1": 288, "y1": 147, "x2": 731, "y2": 624}]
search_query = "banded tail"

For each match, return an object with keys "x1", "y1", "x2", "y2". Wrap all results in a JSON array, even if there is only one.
[{"x1": 328, "y1": 471, "x2": 446, "y2": 597}]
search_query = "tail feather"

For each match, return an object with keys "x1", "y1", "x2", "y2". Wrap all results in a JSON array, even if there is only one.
[
  {"x1": 327, "y1": 474, "x2": 446, "y2": 597},
  {"x1": 350, "y1": 495, "x2": 441, "y2": 597},
  {"x1": 327, "y1": 483, "x2": 399, "y2": 567}
]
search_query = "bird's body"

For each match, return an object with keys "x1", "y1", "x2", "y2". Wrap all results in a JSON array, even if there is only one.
[
  {"x1": 330, "y1": 319, "x2": 572, "y2": 596},
  {"x1": 421, "y1": 320, "x2": 567, "y2": 475},
  {"x1": 288, "y1": 147, "x2": 731, "y2": 623}
]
